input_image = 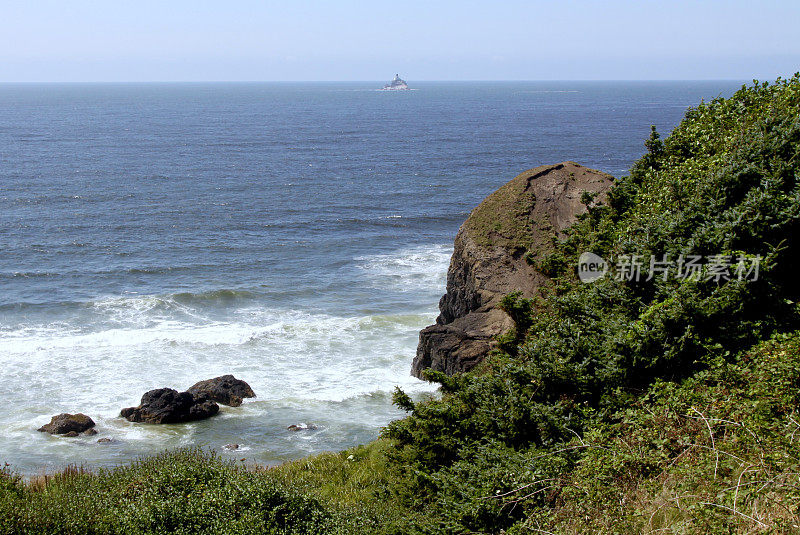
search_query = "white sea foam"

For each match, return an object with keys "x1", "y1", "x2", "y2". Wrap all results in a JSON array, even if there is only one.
[
  {"x1": 0, "y1": 243, "x2": 452, "y2": 474},
  {"x1": 355, "y1": 244, "x2": 452, "y2": 292}
]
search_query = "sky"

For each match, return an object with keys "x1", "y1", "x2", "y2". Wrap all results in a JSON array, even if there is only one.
[{"x1": 2, "y1": 0, "x2": 799, "y2": 82}]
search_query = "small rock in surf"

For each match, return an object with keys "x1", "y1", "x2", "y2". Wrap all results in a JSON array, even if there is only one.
[
  {"x1": 288, "y1": 423, "x2": 318, "y2": 431},
  {"x1": 38, "y1": 413, "x2": 96, "y2": 436}
]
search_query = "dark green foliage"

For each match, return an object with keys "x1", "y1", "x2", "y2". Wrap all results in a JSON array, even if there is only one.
[
  {"x1": 539, "y1": 332, "x2": 800, "y2": 532},
  {"x1": 383, "y1": 74, "x2": 800, "y2": 532},
  {"x1": 0, "y1": 449, "x2": 331, "y2": 535},
  {"x1": 496, "y1": 291, "x2": 534, "y2": 354},
  {"x1": 497, "y1": 291, "x2": 533, "y2": 335},
  {"x1": 392, "y1": 386, "x2": 416, "y2": 413},
  {"x1": 580, "y1": 190, "x2": 598, "y2": 206},
  {"x1": 533, "y1": 250, "x2": 569, "y2": 277},
  {"x1": 644, "y1": 124, "x2": 664, "y2": 157}
]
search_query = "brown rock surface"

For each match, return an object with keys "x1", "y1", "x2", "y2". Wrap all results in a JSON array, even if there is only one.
[
  {"x1": 413, "y1": 162, "x2": 613, "y2": 377},
  {"x1": 186, "y1": 375, "x2": 255, "y2": 407},
  {"x1": 120, "y1": 388, "x2": 219, "y2": 424},
  {"x1": 37, "y1": 413, "x2": 96, "y2": 436}
]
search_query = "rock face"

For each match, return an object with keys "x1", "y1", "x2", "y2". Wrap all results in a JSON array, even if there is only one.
[
  {"x1": 120, "y1": 388, "x2": 219, "y2": 424},
  {"x1": 38, "y1": 413, "x2": 96, "y2": 436},
  {"x1": 186, "y1": 375, "x2": 256, "y2": 407},
  {"x1": 412, "y1": 162, "x2": 614, "y2": 377}
]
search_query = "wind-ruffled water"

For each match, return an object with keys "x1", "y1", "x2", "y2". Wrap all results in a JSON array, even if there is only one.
[{"x1": 0, "y1": 81, "x2": 742, "y2": 474}]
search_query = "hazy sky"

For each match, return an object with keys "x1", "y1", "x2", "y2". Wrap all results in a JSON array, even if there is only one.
[{"x1": 2, "y1": 0, "x2": 799, "y2": 82}]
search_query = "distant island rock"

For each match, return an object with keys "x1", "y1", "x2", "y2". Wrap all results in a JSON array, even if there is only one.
[
  {"x1": 413, "y1": 162, "x2": 614, "y2": 377},
  {"x1": 382, "y1": 74, "x2": 409, "y2": 90}
]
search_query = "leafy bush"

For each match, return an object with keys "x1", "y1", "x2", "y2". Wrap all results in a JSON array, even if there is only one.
[
  {"x1": 384, "y1": 74, "x2": 800, "y2": 533},
  {"x1": 538, "y1": 332, "x2": 800, "y2": 532},
  {"x1": 0, "y1": 449, "x2": 331, "y2": 535}
]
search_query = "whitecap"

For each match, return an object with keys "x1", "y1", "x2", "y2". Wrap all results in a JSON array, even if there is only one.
[{"x1": 354, "y1": 244, "x2": 452, "y2": 293}]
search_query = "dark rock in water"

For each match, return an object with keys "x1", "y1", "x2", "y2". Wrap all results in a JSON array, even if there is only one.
[
  {"x1": 414, "y1": 162, "x2": 614, "y2": 377},
  {"x1": 186, "y1": 375, "x2": 255, "y2": 407},
  {"x1": 84, "y1": 428, "x2": 98, "y2": 436},
  {"x1": 120, "y1": 388, "x2": 219, "y2": 424},
  {"x1": 223, "y1": 443, "x2": 239, "y2": 450},
  {"x1": 38, "y1": 413, "x2": 96, "y2": 436},
  {"x1": 287, "y1": 423, "x2": 317, "y2": 431},
  {"x1": 97, "y1": 437, "x2": 113, "y2": 444}
]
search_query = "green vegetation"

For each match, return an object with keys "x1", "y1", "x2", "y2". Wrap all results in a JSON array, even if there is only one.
[
  {"x1": 0, "y1": 449, "x2": 331, "y2": 535},
  {"x1": 461, "y1": 165, "x2": 540, "y2": 249},
  {"x1": 459, "y1": 167, "x2": 531, "y2": 248},
  {"x1": 2, "y1": 74, "x2": 799, "y2": 533}
]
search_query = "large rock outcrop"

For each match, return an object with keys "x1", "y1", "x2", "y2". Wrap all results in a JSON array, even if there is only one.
[
  {"x1": 121, "y1": 388, "x2": 219, "y2": 424},
  {"x1": 186, "y1": 375, "x2": 256, "y2": 407},
  {"x1": 412, "y1": 162, "x2": 613, "y2": 377}
]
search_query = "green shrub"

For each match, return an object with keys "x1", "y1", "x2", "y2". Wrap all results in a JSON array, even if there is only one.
[
  {"x1": 384, "y1": 74, "x2": 800, "y2": 533},
  {"x1": 0, "y1": 449, "x2": 331, "y2": 535}
]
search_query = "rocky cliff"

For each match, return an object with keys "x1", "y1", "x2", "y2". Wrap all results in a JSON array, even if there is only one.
[{"x1": 412, "y1": 162, "x2": 614, "y2": 377}]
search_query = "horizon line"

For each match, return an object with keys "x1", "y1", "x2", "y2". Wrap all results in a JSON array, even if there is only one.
[{"x1": 0, "y1": 78, "x2": 755, "y2": 84}]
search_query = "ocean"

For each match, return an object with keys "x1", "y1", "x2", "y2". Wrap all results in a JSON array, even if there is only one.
[{"x1": 0, "y1": 80, "x2": 743, "y2": 474}]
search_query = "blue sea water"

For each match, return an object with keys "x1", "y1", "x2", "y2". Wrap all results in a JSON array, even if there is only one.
[{"x1": 0, "y1": 81, "x2": 743, "y2": 474}]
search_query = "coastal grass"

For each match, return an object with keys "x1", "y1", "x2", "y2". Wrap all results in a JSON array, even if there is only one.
[
  {"x1": 526, "y1": 332, "x2": 800, "y2": 533},
  {"x1": 0, "y1": 449, "x2": 333, "y2": 535},
  {"x1": 0, "y1": 441, "x2": 415, "y2": 535}
]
